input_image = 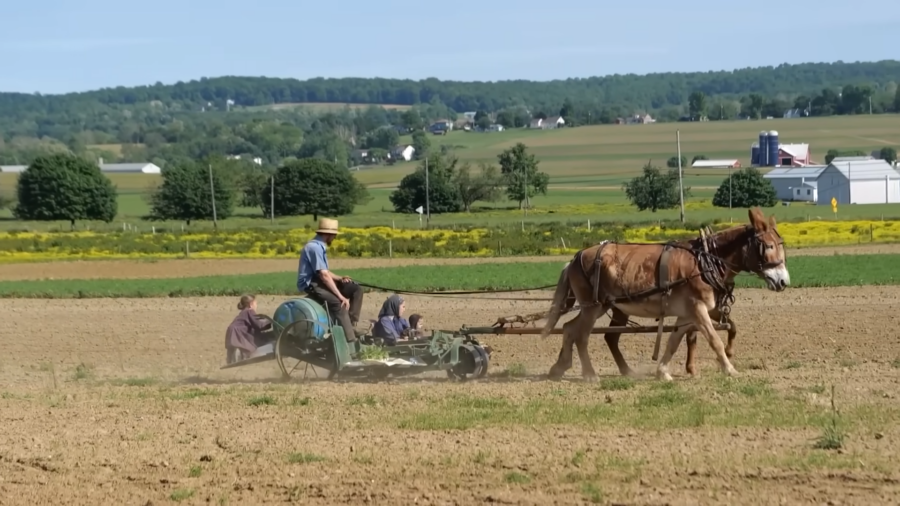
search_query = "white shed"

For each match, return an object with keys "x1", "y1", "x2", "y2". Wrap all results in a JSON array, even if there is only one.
[
  {"x1": 791, "y1": 181, "x2": 817, "y2": 202},
  {"x1": 815, "y1": 159, "x2": 900, "y2": 205},
  {"x1": 762, "y1": 166, "x2": 827, "y2": 201}
]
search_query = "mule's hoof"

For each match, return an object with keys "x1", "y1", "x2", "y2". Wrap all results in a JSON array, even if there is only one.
[
  {"x1": 724, "y1": 367, "x2": 740, "y2": 377},
  {"x1": 547, "y1": 369, "x2": 565, "y2": 381},
  {"x1": 655, "y1": 368, "x2": 673, "y2": 382},
  {"x1": 581, "y1": 373, "x2": 599, "y2": 383}
]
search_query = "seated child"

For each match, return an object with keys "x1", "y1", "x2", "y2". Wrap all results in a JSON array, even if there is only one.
[
  {"x1": 225, "y1": 294, "x2": 273, "y2": 363},
  {"x1": 372, "y1": 294, "x2": 410, "y2": 346},
  {"x1": 407, "y1": 313, "x2": 425, "y2": 339}
]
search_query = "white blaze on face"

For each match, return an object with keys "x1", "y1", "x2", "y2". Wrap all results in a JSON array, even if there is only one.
[{"x1": 762, "y1": 264, "x2": 790, "y2": 290}]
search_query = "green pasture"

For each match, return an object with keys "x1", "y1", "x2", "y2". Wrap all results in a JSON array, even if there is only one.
[
  {"x1": 2, "y1": 114, "x2": 899, "y2": 231},
  {"x1": 0, "y1": 254, "x2": 896, "y2": 298}
]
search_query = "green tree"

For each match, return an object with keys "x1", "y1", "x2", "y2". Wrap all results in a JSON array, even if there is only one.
[
  {"x1": 364, "y1": 127, "x2": 399, "y2": 150},
  {"x1": 497, "y1": 143, "x2": 549, "y2": 209},
  {"x1": 825, "y1": 149, "x2": 867, "y2": 164},
  {"x1": 453, "y1": 162, "x2": 503, "y2": 212},
  {"x1": 692, "y1": 155, "x2": 708, "y2": 164},
  {"x1": 688, "y1": 91, "x2": 707, "y2": 119},
  {"x1": 667, "y1": 155, "x2": 687, "y2": 169},
  {"x1": 742, "y1": 93, "x2": 765, "y2": 119},
  {"x1": 476, "y1": 116, "x2": 492, "y2": 130},
  {"x1": 712, "y1": 167, "x2": 777, "y2": 208},
  {"x1": 895, "y1": 86, "x2": 900, "y2": 112},
  {"x1": 14, "y1": 153, "x2": 117, "y2": 228},
  {"x1": 149, "y1": 160, "x2": 235, "y2": 225},
  {"x1": 622, "y1": 161, "x2": 689, "y2": 212},
  {"x1": 389, "y1": 153, "x2": 461, "y2": 214},
  {"x1": 263, "y1": 158, "x2": 369, "y2": 221},
  {"x1": 559, "y1": 98, "x2": 576, "y2": 125},
  {"x1": 879, "y1": 147, "x2": 897, "y2": 164},
  {"x1": 411, "y1": 130, "x2": 431, "y2": 160}
]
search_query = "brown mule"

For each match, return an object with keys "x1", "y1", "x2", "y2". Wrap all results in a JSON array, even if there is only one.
[{"x1": 541, "y1": 207, "x2": 788, "y2": 382}]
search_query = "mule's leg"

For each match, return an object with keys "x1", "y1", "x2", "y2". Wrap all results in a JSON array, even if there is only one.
[
  {"x1": 685, "y1": 329, "x2": 698, "y2": 377},
  {"x1": 603, "y1": 307, "x2": 635, "y2": 377},
  {"x1": 573, "y1": 305, "x2": 607, "y2": 381},
  {"x1": 548, "y1": 312, "x2": 584, "y2": 380},
  {"x1": 655, "y1": 317, "x2": 693, "y2": 381},
  {"x1": 691, "y1": 304, "x2": 738, "y2": 377},
  {"x1": 724, "y1": 314, "x2": 737, "y2": 359}
]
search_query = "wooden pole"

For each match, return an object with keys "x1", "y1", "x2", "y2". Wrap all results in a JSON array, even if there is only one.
[
  {"x1": 208, "y1": 164, "x2": 218, "y2": 229},
  {"x1": 270, "y1": 175, "x2": 275, "y2": 224}
]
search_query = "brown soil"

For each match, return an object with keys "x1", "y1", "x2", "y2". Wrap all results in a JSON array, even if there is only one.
[
  {"x1": 2, "y1": 287, "x2": 900, "y2": 504},
  {"x1": 2, "y1": 242, "x2": 899, "y2": 281}
]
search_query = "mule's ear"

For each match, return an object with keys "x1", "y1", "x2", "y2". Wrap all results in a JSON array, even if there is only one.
[
  {"x1": 748, "y1": 207, "x2": 766, "y2": 230},
  {"x1": 769, "y1": 215, "x2": 778, "y2": 230}
]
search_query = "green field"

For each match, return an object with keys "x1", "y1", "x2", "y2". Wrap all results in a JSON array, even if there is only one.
[
  {"x1": 0, "y1": 254, "x2": 896, "y2": 298},
  {"x1": 2, "y1": 114, "x2": 899, "y2": 231}
]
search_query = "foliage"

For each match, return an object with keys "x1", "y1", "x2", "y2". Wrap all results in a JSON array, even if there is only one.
[
  {"x1": 411, "y1": 131, "x2": 430, "y2": 160},
  {"x1": 712, "y1": 168, "x2": 778, "y2": 208},
  {"x1": 879, "y1": 147, "x2": 897, "y2": 164},
  {"x1": 667, "y1": 156, "x2": 687, "y2": 169},
  {"x1": 692, "y1": 155, "x2": 708, "y2": 163},
  {"x1": 623, "y1": 162, "x2": 690, "y2": 212},
  {"x1": 497, "y1": 143, "x2": 549, "y2": 209},
  {"x1": 4, "y1": 219, "x2": 893, "y2": 262},
  {"x1": 453, "y1": 162, "x2": 503, "y2": 212},
  {"x1": 389, "y1": 153, "x2": 462, "y2": 214},
  {"x1": 148, "y1": 159, "x2": 235, "y2": 225},
  {"x1": 13, "y1": 153, "x2": 117, "y2": 226},
  {"x1": 263, "y1": 158, "x2": 369, "y2": 220}
]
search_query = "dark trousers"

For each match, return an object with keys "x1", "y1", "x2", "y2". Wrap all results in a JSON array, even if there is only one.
[{"x1": 308, "y1": 280, "x2": 363, "y2": 342}]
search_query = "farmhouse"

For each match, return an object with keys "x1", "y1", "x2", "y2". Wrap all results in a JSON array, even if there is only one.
[
  {"x1": 0, "y1": 162, "x2": 161, "y2": 174},
  {"x1": 528, "y1": 116, "x2": 565, "y2": 129},
  {"x1": 775, "y1": 143, "x2": 812, "y2": 167},
  {"x1": 429, "y1": 119, "x2": 453, "y2": 134},
  {"x1": 390, "y1": 144, "x2": 415, "y2": 162},
  {"x1": 691, "y1": 159, "x2": 741, "y2": 169},
  {"x1": 763, "y1": 166, "x2": 828, "y2": 201}
]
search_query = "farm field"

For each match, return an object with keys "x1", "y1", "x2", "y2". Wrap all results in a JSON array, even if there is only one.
[
  {"x1": 2, "y1": 286, "x2": 900, "y2": 504},
  {"x1": 4, "y1": 114, "x2": 900, "y2": 230}
]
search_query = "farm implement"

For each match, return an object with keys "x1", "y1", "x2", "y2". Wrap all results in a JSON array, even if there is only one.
[{"x1": 220, "y1": 293, "x2": 732, "y2": 382}]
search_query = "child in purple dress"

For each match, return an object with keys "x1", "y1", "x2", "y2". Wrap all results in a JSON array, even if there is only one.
[{"x1": 225, "y1": 294, "x2": 272, "y2": 363}]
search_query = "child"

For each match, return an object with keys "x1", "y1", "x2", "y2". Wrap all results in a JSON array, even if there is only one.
[
  {"x1": 372, "y1": 294, "x2": 410, "y2": 346},
  {"x1": 407, "y1": 313, "x2": 425, "y2": 339},
  {"x1": 225, "y1": 294, "x2": 272, "y2": 364}
]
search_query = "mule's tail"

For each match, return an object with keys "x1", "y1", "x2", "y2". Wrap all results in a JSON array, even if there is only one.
[{"x1": 541, "y1": 260, "x2": 573, "y2": 338}]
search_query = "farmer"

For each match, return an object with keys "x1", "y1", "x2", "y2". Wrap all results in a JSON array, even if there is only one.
[
  {"x1": 296, "y1": 218, "x2": 364, "y2": 343},
  {"x1": 225, "y1": 294, "x2": 273, "y2": 363},
  {"x1": 372, "y1": 294, "x2": 410, "y2": 345}
]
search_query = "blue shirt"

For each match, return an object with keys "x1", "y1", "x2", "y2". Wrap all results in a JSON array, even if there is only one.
[
  {"x1": 297, "y1": 236, "x2": 329, "y2": 292},
  {"x1": 373, "y1": 316, "x2": 410, "y2": 345}
]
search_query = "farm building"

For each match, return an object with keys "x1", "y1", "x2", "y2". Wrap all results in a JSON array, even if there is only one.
[
  {"x1": 691, "y1": 159, "x2": 741, "y2": 169},
  {"x1": 528, "y1": 116, "x2": 565, "y2": 129},
  {"x1": 762, "y1": 166, "x2": 828, "y2": 201},
  {"x1": 815, "y1": 159, "x2": 900, "y2": 205},
  {"x1": 390, "y1": 145, "x2": 415, "y2": 162},
  {"x1": 0, "y1": 162, "x2": 161, "y2": 174}
]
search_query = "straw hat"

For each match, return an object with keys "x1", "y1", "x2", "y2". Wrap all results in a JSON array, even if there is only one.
[{"x1": 316, "y1": 218, "x2": 340, "y2": 235}]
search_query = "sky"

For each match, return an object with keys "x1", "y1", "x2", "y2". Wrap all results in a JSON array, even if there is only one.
[{"x1": 1, "y1": 0, "x2": 897, "y2": 95}]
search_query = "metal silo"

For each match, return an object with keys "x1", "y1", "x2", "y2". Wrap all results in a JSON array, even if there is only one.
[
  {"x1": 751, "y1": 143, "x2": 760, "y2": 165},
  {"x1": 768, "y1": 130, "x2": 779, "y2": 166},
  {"x1": 758, "y1": 131, "x2": 769, "y2": 166}
]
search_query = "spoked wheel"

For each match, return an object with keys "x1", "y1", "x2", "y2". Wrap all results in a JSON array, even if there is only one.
[
  {"x1": 275, "y1": 320, "x2": 320, "y2": 381},
  {"x1": 447, "y1": 343, "x2": 491, "y2": 381}
]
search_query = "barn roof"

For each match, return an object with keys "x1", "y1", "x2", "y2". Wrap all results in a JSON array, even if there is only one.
[
  {"x1": 0, "y1": 163, "x2": 160, "y2": 174},
  {"x1": 828, "y1": 159, "x2": 900, "y2": 180},
  {"x1": 778, "y1": 143, "x2": 809, "y2": 160},
  {"x1": 691, "y1": 159, "x2": 740, "y2": 168},
  {"x1": 763, "y1": 166, "x2": 827, "y2": 179}
]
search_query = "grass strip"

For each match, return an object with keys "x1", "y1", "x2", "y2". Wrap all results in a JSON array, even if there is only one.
[{"x1": 0, "y1": 254, "x2": 896, "y2": 298}]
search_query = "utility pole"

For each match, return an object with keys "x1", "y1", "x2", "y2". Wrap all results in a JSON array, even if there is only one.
[
  {"x1": 208, "y1": 164, "x2": 218, "y2": 229},
  {"x1": 676, "y1": 130, "x2": 685, "y2": 224},
  {"x1": 270, "y1": 175, "x2": 275, "y2": 224},
  {"x1": 425, "y1": 157, "x2": 431, "y2": 223},
  {"x1": 524, "y1": 163, "x2": 529, "y2": 217}
]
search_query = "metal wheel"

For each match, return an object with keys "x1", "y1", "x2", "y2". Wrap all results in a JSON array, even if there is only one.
[
  {"x1": 275, "y1": 319, "x2": 319, "y2": 380},
  {"x1": 447, "y1": 343, "x2": 490, "y2": 381}
]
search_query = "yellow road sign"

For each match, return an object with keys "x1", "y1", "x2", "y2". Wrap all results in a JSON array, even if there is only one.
[{"x1": 831, "y1": 197, "x2": 837, "y2": 213}]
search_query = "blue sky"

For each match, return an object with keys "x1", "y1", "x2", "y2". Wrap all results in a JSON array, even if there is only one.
[{"x1": 2, "y1": 0, "x2": 897, "y2": 94}]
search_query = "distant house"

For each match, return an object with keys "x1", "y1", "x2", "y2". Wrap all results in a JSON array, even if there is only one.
[
  {"x1": 529, "y1": 116, "x2": 565, "y2": 129},
  {"x1": 462, "y1": 112, "x2": 477, "y2": 123},
  {"x1": 627, "y1": 114, "x2": 655, "y2": 124},
  {"x1": 429, "y1": 119, "x2": 453, "y2": 134},
  {"x1": 776, "y1": 143, "x2": 813, "y2": 167},
  {"x1": 226, "y1": 155, "x2": 263, "y2": 165},
  {"x1": 783, "y1": 108, "x2": 806, "y2": 119},
  {"x1": 0, "y1": 162, "x2": 162, "y2": 174},
  {"x1": 763, "y1": 166, "x2": 829, "y2": 201},
  {"x1": 488, "y1": 124, "x2": 504, "y2": 132},
  {"x1": 691, "y1": 159, "x2": 741, "y2": 169},
  {"x1": 390, "y1": 145, "x2": 416, "y2": 162},
  {"x1": 763, "y1": 160, "x2": 900, "y2": 205}
]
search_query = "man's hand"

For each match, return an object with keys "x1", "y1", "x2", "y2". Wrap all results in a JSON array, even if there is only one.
[
  {"x1": 339, "y1": 296, "x2": 350, "y2": 309},
  {"x1": 341, "y1": 276, "x2": 352, "y2": 284}
]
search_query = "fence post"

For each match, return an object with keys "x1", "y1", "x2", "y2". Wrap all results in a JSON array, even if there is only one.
[
  {"x1": 389, "y1": 240, "x2": 393, "y2": 258},
  {"x1": 185, "y1": 241, "x2": 190, "y2": 258},
  {"x1": 587, "y1": 219, "x2": 591, "y2": 231}
]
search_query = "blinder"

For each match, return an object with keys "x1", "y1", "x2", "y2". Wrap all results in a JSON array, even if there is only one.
[{"x1": 747, "y1": 226, "x2": 785, "y2": 273}]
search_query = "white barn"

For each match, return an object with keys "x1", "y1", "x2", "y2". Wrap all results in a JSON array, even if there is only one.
[
  {"x1": 0, "y1": 162, "x2": 161, "y2": 174},
  {"x1": 814, "y1": 159, "x2": 900, "y2": 205},
  {"x1": 762, "y1": 166, "x2": 827, "y2": 201}
]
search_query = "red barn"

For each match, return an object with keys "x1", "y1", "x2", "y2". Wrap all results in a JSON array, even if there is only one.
[{"x1": 777, "y1": 143, "x2": 812, "y2": 166}]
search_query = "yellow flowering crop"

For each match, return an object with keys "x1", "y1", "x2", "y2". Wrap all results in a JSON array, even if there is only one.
[{"x1": 0, "y1": 220, "x2": 896, "y2": 262}]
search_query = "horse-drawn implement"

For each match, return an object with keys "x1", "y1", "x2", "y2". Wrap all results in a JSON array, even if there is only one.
[{"x1": 221, "y1": 208, "x2": 787, "y2": 383}]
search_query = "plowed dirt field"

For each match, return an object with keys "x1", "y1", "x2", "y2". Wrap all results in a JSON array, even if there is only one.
[{"x1": 2, "y1": 286, "x2": 900, "y2": 504}]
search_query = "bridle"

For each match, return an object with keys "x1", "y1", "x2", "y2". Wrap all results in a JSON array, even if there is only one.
[{"x1": 745, "y1": 226, "x2": 785, "y2": 273}]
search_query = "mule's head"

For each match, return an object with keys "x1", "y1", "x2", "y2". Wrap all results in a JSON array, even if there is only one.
[{"x1": 746, "y1": 207, "x2": 789, "y2": 292}]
